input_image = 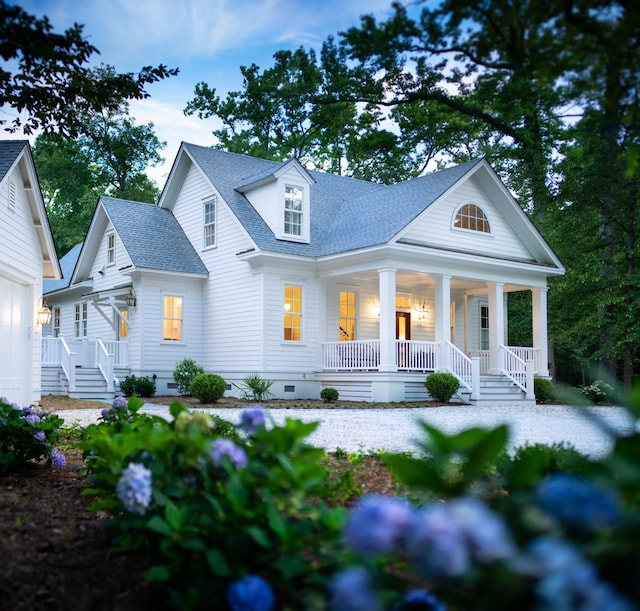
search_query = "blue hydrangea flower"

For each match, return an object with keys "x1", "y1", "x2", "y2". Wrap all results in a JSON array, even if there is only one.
[
  {"x1": 33, "y1": 430, "x2": 46, "y2": 442},
  {"x1": 51, "y1": 447, "x2": 66, "y2": 467},
  {"x1": 227, "y1": 574, "x2": 275, "y2": 611},
  {"x1": 210, "y1": 438, "x2": 248, "y2": 469},
  {"x1": 116, "y1": 462, "x2": 152, "y2": 514},
  {"x1": 519, "y1": 537, "x2": 633, "y2": 611},
  {"x1": 406, "y1": 498, "x2": 513, "y2": 579},
  {"x1": 239, "y1": 405, "x2": 266, "y2": 435},
  {"x1": 536, "y1": 473, "x2": 621, "y2": 530},
  {"x1": 344, "y1": 494, "x2": 413, "y2": 556},
  {"x1": 329, "y1": 567, "x2": 383, "y2": 611},
  {"x1": 406, "y1": 505, "x2": 470, "y2": 578},
  {"x1": 112, "y1": 396, "x2": 128, "y2": 410},
  {"x1": 393, "y1": 588, "x2": 446, "y2": 611},
  {"x1": 25, "y1": 413, "x2": 41, "y2": 424},
  {"x1": 100, "y1": 408, "x2": 111, "y2": 420}
]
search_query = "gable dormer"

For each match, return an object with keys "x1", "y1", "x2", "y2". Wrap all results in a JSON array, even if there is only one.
[{"x1": 235, "y1": 158, "x2": 315, "y2": 243}]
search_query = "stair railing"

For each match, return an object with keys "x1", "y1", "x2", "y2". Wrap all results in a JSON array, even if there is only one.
[
  {"x1": 58, "y1": 337, "x2": 76, "y2": 392},
  {"x1": 499, "y1": 344, "x2": 534, "y2": 399},
  {"x1": 443, "y1": 341, "x2": 480, "y2": 400},
  {"x1": 95, "y1": 338, "x2": 114, "y2": 392}
]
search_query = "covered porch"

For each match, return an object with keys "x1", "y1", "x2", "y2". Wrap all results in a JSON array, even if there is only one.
[{"x1": 318, "y1": 265, "x2": 550, "y2": 404}]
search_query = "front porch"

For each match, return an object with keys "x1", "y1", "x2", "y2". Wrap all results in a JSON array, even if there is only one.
[{"x1": 321, "y1": 339, "x2": 538, "y2": 405}]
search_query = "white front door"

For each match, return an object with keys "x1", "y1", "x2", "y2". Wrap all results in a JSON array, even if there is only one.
[{"x1": 0, "y1": 275, "x2": 28, "y2": 404}]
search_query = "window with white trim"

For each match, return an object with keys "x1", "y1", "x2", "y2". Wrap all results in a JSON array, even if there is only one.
[
  {"x1": 107, "y1": 233, "x2": 115, "y2": 265},
  {"x1": 284, "y1": 185, "x2": 303, "y2": 236},
  {"x1": 283, "y1": 284, "x2": 302, "y2": 341},
  {"x1": 119, "y1": 309, "x2": 129, "y2": 339},
  {"x1": 203, "y1": 198, "x2": 216, "y2": 248},
  {"x1": 480, "y1": 304, "x2": 490, "y2": 350},
  {"x1": 53, "y1": 306, "x2": 61, "y2": 338},
  {"x1": 163, "y1": 295, "x2": 183, "y2": 341},
  {"x1": 339, "y1": 291, "x2": 357, "y2": 341},
  {"x1": 454, "y1": 204, "x2": 491, "y2": 233},
  {"x1": 75, "y1": 302, "x2": 87, "y2": 337}
]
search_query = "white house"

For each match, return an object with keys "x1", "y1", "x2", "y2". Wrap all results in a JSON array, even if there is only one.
[
  {"x1": 0, "y1": 140, "x2": 61, "y2": 406},
  {"x1": 42, "y1": 143, "x2": 564, "y2": 405}
]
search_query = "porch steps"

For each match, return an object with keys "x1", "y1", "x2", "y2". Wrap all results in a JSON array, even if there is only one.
[
  {"x1": 458, "y1": 374, "x2": 534, "y2": 407},
  {"x1": 42, "y1": 366, "x2": 129, "y2": 401}
]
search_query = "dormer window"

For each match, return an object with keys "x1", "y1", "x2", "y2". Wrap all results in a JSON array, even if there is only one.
[
  {"x1": 453, "y1": 203, "x2": 491, "y2": 233},
  {"x1": 284, "y1": 185, "x2": 303, "y2": 236}
]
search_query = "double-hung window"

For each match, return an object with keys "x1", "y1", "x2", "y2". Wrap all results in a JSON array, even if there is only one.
[
  {"x1": 283, "y1": 284, "x2": 302, "y2": 341},
  {"x1": 107, "y1": 233, "x2": 115, "y2": 265},
  {"x1": 339, "y1": 291, "x2": 356, "y2": 341},
  {"x1": 163, "y1": 295, "x2": 183, "y2": 341},
  {"x1": 75, "y1": 303, "x2": 87, "y2": 338},
  {"x1": 52, "y1": 306, "x2": 61, "y2": 338},
  {"x1": 203, "y1": 198, "x2": 216, "y2": 248},
  {"x1": 284, "y1": 185, "x2": 303, "y2": 237},
  {"x1": 480, "y1": 304, "x2": 490, "y2": 350}
]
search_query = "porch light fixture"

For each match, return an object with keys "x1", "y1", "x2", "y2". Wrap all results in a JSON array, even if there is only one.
[
  {"x1": 416, "y1": 301, "x2": 429, "y2": 321},
  {"x1": 126, "y1": 288, "x2": 137, "y2": 307},
  {"x1": 37, "y1": 298, "x2": 52, "y2": 326}
]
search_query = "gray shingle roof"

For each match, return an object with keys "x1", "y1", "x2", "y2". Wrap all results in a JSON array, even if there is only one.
[
  {"x1": 183, "y1": 143, "x2": 482, "y2": 257},
  {"x1": 101, "y1": 197, "x2": 208, "y2": 275},
  {"x1": 44, "y1": 242, "x2": 83, "y2": 293},
  {"x1": 0, "y1": 140, "x2": 27, "y2": 183}
]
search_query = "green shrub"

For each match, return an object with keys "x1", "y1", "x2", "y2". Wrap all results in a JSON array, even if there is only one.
[
  {"x1": 320, "y1": 387, "x2": 339, "y2": 402},
  {"x1": 582, "y1": 379, "x2": 616, "y2": 404},
  {"x1": 172, "y1": 358, "x2": 205, "y2": 395},
  {"x1": 119, "y1": 375, "x2": 156, "y2": 398},
  {"x1": 189, "y1": 373, "x2": 226, "y2": 403},
  {"x1": 234, "y1": 373, "x2": 274, "y2": 401},
  {"x1": 424, "y1": 372, "x2": 460, "y2": 402},
  {"x1": 534, "y1": 377, "x2": 555, "y2": 403}
]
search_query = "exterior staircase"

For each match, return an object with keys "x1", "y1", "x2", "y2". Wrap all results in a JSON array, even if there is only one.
[
  {"x1": 457, "y1": 374, "x2": 535, "y2": 407},
  {"x1": 41, "y1": 366, "x2": 129, "y2": 401}
]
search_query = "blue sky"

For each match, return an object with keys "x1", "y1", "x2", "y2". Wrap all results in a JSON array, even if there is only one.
[{"x1": 14, "y1": 0, "x2": 402, "y2": 185}]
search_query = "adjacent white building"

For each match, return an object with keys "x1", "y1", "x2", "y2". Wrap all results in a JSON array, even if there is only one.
[{"x1": 0, "y1": 141, "x2": 61, "y2": 406}]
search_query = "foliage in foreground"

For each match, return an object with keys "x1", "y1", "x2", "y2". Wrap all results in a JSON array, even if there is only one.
[
  {"x1": 79, "y1": 389, "x2": 640, "y2": 610},
  {"x1": 0, "y1": 397, "x2": 66, "y2": 474}
]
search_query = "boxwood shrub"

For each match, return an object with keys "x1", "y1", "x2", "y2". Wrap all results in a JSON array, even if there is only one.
[{"x1": 189, "y1": 373, "x2": 226, "y2": 403}]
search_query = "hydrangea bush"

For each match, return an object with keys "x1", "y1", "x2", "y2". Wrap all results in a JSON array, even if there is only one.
[
  {"x1": 80, "y1": 399, "x2": 346, "y2": 609},
  {"x1": 0, "y1": 396, "x2": 65, "y2": 474},
  {"x1": 80, "y1": 387, "x2": 640, "y2": 610}
]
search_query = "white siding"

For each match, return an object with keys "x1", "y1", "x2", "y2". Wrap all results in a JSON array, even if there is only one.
[
  {"x1": 403, "y1": 176, "x2": 534, "y2": 261},
  {"x1": 0, "y1": 165, "x2": 44, "y2": 404}
]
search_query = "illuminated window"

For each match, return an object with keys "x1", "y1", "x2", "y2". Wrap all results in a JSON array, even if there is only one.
[
  {"x1": 119, "y1": 309, "x2": 129, "y2": 339},
  {"x1": 204, "y1": 198, "x2": 216, "y2": 248},
  {"x1": 284, "y1": 185, "x2": 303, "y2": 236},
  {"x1": 107, "y1": 233, "x2": 115, "y2": 265},
  {"x1": 283, "y1": 284, "x2": 302, "y2": 341},
  {"x1": 75, "y1": 302, "x2": 87, "y2": 337},
  {"x1": 339, "y1": 291, "x2": 356, "y2": 341},
  {"x1": 163, "y1": 295, "x2": 183, "y2": 341},
  {"x1": 454, "y1": 204, "x2": 490, "y2": 233}
]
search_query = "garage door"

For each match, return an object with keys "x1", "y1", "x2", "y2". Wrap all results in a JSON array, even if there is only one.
[{"x1": 0, "y1": 275, "x2": 28, "y2": 405}]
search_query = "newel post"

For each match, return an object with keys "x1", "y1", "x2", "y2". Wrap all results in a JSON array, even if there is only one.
[{"x1": 471, "y1": 356, "x2": 481, "y2": 401}]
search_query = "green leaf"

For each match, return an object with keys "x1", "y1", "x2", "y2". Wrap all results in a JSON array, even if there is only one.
[
  {"x1": 206, "y1": 549, "x2": 231, "y2": 576},
  {"x1": 146, "y1": 515, "x2": 173, "y2": 538},
  {"x1": 147, "y1": 565, "x2": 171, "y2": 583},
  {"x1": 246, "y1": 525, "x2": 271, "y2": 548},
  {"x1": 267, "y1": 505, "x2": 288, "y2": 540}
]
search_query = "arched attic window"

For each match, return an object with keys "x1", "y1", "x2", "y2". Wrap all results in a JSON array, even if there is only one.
[{"x1": 453, "y1": 203, "x2": 491, "y2": 233}]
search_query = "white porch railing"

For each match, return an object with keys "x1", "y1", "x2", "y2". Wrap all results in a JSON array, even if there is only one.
[
  {"x1": 41, "y1": 337, "x2": 129, "y2": 391},
  {"x1": 468, "y1": 350, "x2": 490, "y2": 373},
  {"x1": 42, "y1": 336, "x2": 78, "y2": 392},
  {"x1": 396, "y1": 340, "x2": 438, "y2": 371},
  {"x1": 500, "y1": 344, "x2": 534, "y2": 399},
  {"x1": 323, "y1": 340, "x2": 381, "y2": 370},
  {"x1": 507, "y1": 346, "x2": 539, "y2": 373}
]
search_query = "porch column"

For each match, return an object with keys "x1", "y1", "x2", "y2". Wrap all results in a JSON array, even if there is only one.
[
  {"x1": 487, "y1": 281, "x2": 505, "y2": 373},
  {"x1": 434, "y1": 274, "x2": 451, "y2": 370},
  {"x1": 378, "y1": 267, "x2": 397, "y2": 372},
  {"x1": 532, "y1": 286, "x2": 550, "y2": 377}
]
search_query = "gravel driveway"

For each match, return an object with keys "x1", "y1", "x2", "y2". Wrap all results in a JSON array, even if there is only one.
[{"x1": 59, "y1": 403, "x2": 635, "y2": 459}]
